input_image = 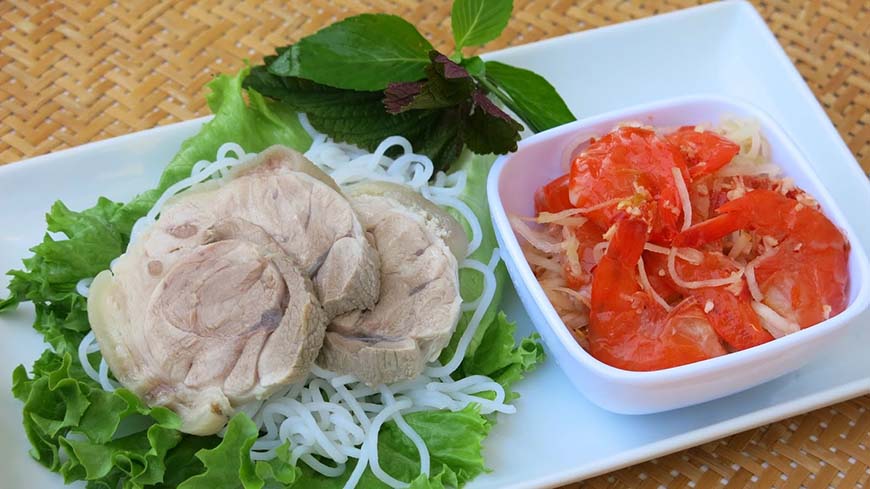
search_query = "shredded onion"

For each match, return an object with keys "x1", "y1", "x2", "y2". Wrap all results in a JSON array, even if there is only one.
[
  {"x1": 522, "y1": 245, "x2": 564, "y2": 273},
  {"x1": 728, "y1": 231, "x2": 752, "y2": 259},
  {"x1": 667, "y1": 247, "x2": 742, "y2": 289},
  {"x1": 592, "y1": 241, "x2": 608, "y2": 263},
  {"x1": 509, "y1": 215, "x2": 563, "y2": 253},
  {"x1": 534, "y1": 207, "x2": 585, "y2": 223},
  {"x1": 644, "y1": 243, "x2": 703, "y2": 264},
  {"x1": 751, "y1": 301, "x2": 799, "y2": 338},
  {"x1": 561, "y1": 226, "x2": 582, "y2": 278},
  {"x1": 573, "y1": 196, "x2": 628, "y2": 215},
  {"x1": 552, "y1": 286, "x2": 588, "y2": 305},
  {"x1": 745, "y1": 262, "x2": 764, "y2": 302},
  {"x1": 638, "y1": 258, "x2": 672, "y2": 311},
  {"x1": 672, "y1": 167, "x2": 692, "y2": 231},
  {"x1": 535, "y1": 209, "x2": 588, "y2": 227}
]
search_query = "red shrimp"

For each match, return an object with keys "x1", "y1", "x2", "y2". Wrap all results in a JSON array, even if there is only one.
[
  {"x1": 675, "y1": 189, "x2": 849, "y2": 329},
  {"x1": 588, "y1": 219, "x2": 727, "y2": 371},
  {"x1": 666, "y1": 126, "x2": 740, "y2": 179},
  {"x1": 569, "y1": 127, "x2": 691, "y2": 244},
  {"x1": 645, "y1": 251, "x2": 774, "y2": 351}
]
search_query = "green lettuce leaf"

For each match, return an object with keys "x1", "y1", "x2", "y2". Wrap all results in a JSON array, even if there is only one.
[
  {"x1": 0, "y1": 198, "x2": 128, "y2": 355},
  {"x1": 458, "y1": 312, "x2": 543, "y2": 393},
  {"x1": 12, "y1": 350, "x2": 185, "y2": 487},
  {"x1": 177, "y1": 414, "x2": 299, "y2": 489},
  {"x1": 293, "y1": 406, "x2": 489, "y2": 489}
]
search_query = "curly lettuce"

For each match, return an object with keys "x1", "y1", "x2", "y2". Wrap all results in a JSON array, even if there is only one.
[{"x1": 2, "y1": 68, "x2": 542, "y2": 489}]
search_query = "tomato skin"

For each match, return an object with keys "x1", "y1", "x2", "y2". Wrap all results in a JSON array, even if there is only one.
[
  {"x1": 535, "y1": 174, "x2": 573, "y2": 214},
  {"x1": 666, "y1": 126, "x2": 740, "y2": 179}
]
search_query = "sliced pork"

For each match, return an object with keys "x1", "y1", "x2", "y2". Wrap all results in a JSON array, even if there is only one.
[
  {"x1": 87, "y1": 146, "x2": 378, "y2": 434},
  {"x1": 318, "y1": 182, "x2": 466, "y2": 385}
]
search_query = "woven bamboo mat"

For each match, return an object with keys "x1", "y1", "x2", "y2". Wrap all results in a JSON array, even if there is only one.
[{"x1": 2, "y1": 1, "x2": 869, "y2": 488}]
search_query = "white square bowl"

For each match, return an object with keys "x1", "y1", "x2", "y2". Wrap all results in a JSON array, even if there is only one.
[{"x1": 488, "y1": 94, "x2": 870, "y2": 415}]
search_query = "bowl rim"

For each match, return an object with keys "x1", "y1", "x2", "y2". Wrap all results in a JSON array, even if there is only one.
[{"x1": 487, "y1": 93, "x2": 870, "y2": 385}]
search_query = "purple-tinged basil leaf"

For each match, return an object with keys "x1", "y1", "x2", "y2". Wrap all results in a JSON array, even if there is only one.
[
  {"x1": 431, "y1": 52, "x2": 470, "y2": 80},
  {"x1": 461, "y1": 89, "x2": 523, "y2": 154},
  {"x1": 384, "y1": 81, "x2": 425, "y2": 114},
  {"x1": 382, "y1": 51, "x2": 474, "y2": 114}
]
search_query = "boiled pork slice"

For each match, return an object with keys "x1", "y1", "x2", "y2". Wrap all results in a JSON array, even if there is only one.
[
  {"x1": 87, "y1": 146, "x2": 378, "y2": 434},
  {"x1": 317, "y1": 181, "x2": 467, "y2": 385},
  {"x1": 155, "y1": 146, "x2": 381, "y2": 317}
]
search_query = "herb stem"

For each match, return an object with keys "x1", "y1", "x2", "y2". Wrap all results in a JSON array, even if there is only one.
[{"x1": 477, "y1": 76, "x2": 540, "y2": 133}]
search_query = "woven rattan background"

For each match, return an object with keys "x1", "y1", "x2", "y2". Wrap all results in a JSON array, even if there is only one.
[{"x1": 2, "y1": 1, "x2": 869, "y2": 488}]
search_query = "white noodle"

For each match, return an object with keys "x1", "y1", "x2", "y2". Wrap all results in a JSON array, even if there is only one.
[
  {"x1": 426, "y1": 249, "x2": 500, "y2": 378},
  {"x1": 75, "y1": 277, "x2": 93, "y2": 298},
  {"x1": 98, "y1": 358, "x2": 117, "y2": 392},
  {"x1": 77, "y1": 331, "x2": 100, "y2": 383},
  {"x1": 344, "y1": 399, "x2": 412, "y2": 489},
  {"x1": 373, "y1": 387, "x2": 430, "y2": 483}
]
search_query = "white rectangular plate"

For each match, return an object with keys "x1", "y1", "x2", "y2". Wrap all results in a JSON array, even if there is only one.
[{"x1": 2, "y1": 2, "x2": 869, "y2": 488}]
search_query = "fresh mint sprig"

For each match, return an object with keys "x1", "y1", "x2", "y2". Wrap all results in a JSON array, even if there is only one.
[
  {"x1": 451, "y1": 0, "x2": 514, "y2": 55},
  {"x1": 243, "y1": 0, "x2": 575, "y2": 171}
]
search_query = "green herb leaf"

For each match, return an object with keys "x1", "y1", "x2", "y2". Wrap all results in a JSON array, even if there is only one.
[
  {"x1": 269, "y1": 14, "x2": 433, "y2": 91},
  {"x1": 245, "y1": 66, "x2": 467, "y2": 171},
  {"x1": 460, "y1": 56, "x2": 485, "y2": 77},
  {"x1": 252, "y1": 51, "x2": 526, "y2": 169},
  {"x1": 482, "y1": 60, "x2": 576, "y2": 132},
  {"x1": 461, "y1": 90, "x2": 523, "y2": 154},
  {"x1": 451, "y1": 0, "x2": 513, "y2": 50}
]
